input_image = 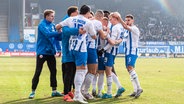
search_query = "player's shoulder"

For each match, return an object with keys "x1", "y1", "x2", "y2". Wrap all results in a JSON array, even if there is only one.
[
  {"x1": 39, "y1": 19, "x2": 49, "y2": 27},
  {"x1": 76, "y1": 15, "x2": 91, "y2": 24},
  {"x1": 39, "y1": 19, "x2": 46, "y2": 25},
  {"x1": 62, "y1": 16, "x2": 74, "y2": 23},
  {"x1": 92, "y1": 19, "x2": 102, "y2": 27},
  {"x1": 68, "y1": 16, "x2": 76, "y2": 20},
  {"x1": 130, "y1": 25, "x2": 140, "y2": 34},
  {"x1": 85, "y1": 18, "x2": 93, "y2": 26},
  {"x1": 117, "y1": 23, "x2": 123, "y2": 27},
  {"x1": 131, "y1": 25, "x2": 139, "y2": 30},
  {"x1": 92, "y1": 19, "x2": 101, "y2": 24},
  {"x1": 113, "y1": 23, "x2": 123, "y2": 30}
]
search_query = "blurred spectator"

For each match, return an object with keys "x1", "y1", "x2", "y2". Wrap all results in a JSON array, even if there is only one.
[{"x1": 130, "y1": 7, "x2": 184, "y2": 41}]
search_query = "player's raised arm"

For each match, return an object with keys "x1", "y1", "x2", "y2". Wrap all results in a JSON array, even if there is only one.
[{"x1": 116, "y1": 14, "x2": 131, "y2": 31}]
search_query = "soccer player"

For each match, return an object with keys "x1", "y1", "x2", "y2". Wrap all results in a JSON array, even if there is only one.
[
  {"x1": 118, "y1": 14, "x2": 143, "y2": 98},
  {"x1": 103, "y1": 10, "x2": 110, "y2": 19},
  {"x1": 29, "y1": 9, "x2": 63, "y2": 99},
  {"x1": 103, "y1": 11, "x2": 121, "y2": 91},
  {"x1": 56, "y1": 5, "x2": 96, "y2": 104},
  {"x1": 99, "y1": 12, "x2": 125, "y2": 99},
  {"x1": 95, "y1": 16, "x2": 110, "y2": 98},
  {"x1": 60, "y1": 6, "x2": 85, "y2": 102},
  {"x1": 82, "y1": 10, "x2": 106, "y2": 100}
]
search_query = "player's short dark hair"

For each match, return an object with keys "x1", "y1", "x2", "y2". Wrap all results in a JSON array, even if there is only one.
[
  {"x1": 67, "y1": 6, "x2": 78, "y2": 16},
  {"x1": 103, "y1": 10, "x2": 110, "y2": 14},
  {"x1": 80, "y1": 5, "x2": 91, "y2": 15},
  {"x1": 126, "y1": 14, "x2": 134, "y2": 20},
  {"x1": 90, "y1": 11, "x2": 94, "y2": 16},
  {"x1": 44, "y1": 9, "x2": 55, "y2": 18},
  {"x1": 103, "y1": 10, "x2": 110, "y2": 18}
]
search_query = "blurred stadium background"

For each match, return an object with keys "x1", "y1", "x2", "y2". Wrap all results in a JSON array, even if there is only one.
[{"x1": 0, "y1": 0, "x2": 184, "y2": 57}]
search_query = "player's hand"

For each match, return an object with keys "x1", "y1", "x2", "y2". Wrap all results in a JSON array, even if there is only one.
[
  {"x1": 57, "y1": 52, "x2": 61, "y2": 57},
  {"x1": 55, "y1": 24, "x2": 62, "y2": 30},
  {"x1": 106, "y1": 27, "x2": 111, "y2": 34},
  {"x1": 79, "y1": 28, "x2": 86, "y2": 34},
  {"x1": 97, "y1": 49, "x2": 105, "y2": 56},
  {"x1": 103, "y1": 26, "x2": 107, "y2": 31},
  {"x1": 112, "y1": 12, "x2": 121, "y2": 21},
  {"x1": 58, "y1": 29, "x2": 62, "y2": 33}
]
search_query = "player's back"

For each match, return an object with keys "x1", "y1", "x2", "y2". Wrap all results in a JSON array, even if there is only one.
[{"x1": 61, "y1": 15, "x2": 95, "y2": 52}]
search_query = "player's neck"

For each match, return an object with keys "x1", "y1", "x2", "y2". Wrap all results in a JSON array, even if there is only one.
[
  {"x1": 128, "y1": 23, "x2": 133, "y2": 26},
  {"x1": 95, "y1": 17, "x2": 101, "y2": 21},
  {"x1": 80, "y1": 14, "x2": 88, "y2": 19},
  {"x1": 112, "y1": 21, "x2": 119, "y2": 25}
]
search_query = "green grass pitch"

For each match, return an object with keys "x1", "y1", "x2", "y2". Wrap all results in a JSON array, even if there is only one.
[{"x1": 0, "y1": 57, "x2": 184, "y2": 104}]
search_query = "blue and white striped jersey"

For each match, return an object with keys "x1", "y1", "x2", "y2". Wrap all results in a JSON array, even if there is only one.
[
  {"x1": 124, "y1": 25, "x2": 140, "y2": 55},
  {"x1": 87, "y1": 19, "x2": 103, "y2": 49},
  {"x1": 59, "y1": 15, "x2": 96, "y2": 52},
  {"x1": 105, "y1": 23, "x2": 124, "y2": 56}
]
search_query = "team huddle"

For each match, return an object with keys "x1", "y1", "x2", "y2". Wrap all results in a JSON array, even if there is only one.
[{"x1": 29, "y1": 5, "x2": 143, "y2": 104}]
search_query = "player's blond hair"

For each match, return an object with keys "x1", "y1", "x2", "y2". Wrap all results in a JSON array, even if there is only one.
[
  {"x1": 102, "y1": 17, "x2": 109, "y2": 21},
  {"x1": 110, "y1": 12, "x2": 121, "y2": 19}
]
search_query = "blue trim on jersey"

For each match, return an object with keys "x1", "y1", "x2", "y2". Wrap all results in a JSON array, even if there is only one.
[
  {"x1": 98, "y1": 37, "x2": 100, "y2": 46},
  {"x1": 73, "y1": 40, "x2": 78, "y2": 50},
  {"x1": 129, "y1": 31, "x2": 132, "y2": 55},
  {"x1": 110, "y1": 47, "x2": 114, "y2": 54},
  {"x1": 109, "y1": 25, "x2": 113, "y2": 37},
  {"x1": 78, "y1": 41, "x2": 83, "y2": 52},
  {"x1": 87, "y1": 41, "x2": 91, "y2": 48},
  {"x1": 95, "y1": 39, "x2": 97, "y2": 48},
  {"x1": 120, "y1": 31, "x2": 124, "y2": 39},
  {"x1": 125, "y1": 40, "x2": 127, "y2": 54},
  {"x1": 115, "y1": 47, "x2": 118, "y2": 55}
]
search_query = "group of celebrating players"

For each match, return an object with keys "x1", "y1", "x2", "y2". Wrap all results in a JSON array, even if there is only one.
[{"x1": 29, "y1": 5, "x2": 143, "y2": 104}]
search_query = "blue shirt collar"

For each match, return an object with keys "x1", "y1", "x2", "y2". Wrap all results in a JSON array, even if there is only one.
[{"x1": 44, "y1": 19, "x2": 52, "y2": 24}]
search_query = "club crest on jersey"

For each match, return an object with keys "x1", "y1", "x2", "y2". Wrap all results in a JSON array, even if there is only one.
[{"x1": 39, "y1": 55, "x2": 43, "y2": 58}]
